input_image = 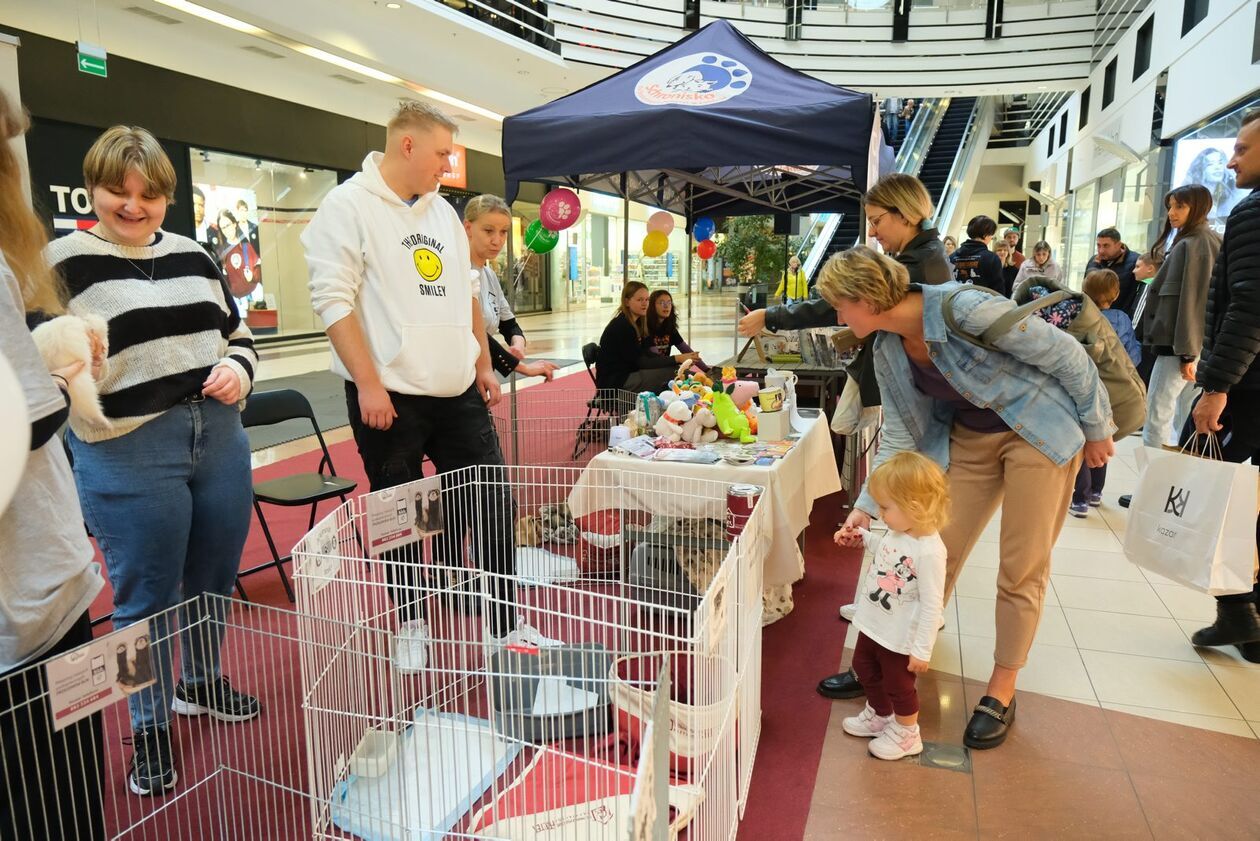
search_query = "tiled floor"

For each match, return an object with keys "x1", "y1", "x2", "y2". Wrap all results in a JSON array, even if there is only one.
[{"x1": 839, "y1": 433, "x2": 1259, "y2": 740}]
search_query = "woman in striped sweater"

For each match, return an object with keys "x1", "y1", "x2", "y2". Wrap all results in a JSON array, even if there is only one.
[{"x1": 45, "y1": 126, "x2": 261, "y2": 798}]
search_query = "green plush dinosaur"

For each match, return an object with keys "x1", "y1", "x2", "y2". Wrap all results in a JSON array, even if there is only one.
[{"x1": 710, "y1": 387, "x2": 755, "y2": 444}]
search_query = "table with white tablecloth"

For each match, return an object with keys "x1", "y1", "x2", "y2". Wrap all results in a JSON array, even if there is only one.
[{"x1": 566, "y1": 415, "x2": 841, "y2": 624}]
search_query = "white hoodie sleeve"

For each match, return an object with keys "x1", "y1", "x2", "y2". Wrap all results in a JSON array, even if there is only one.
[{"x1": 302, "y1": 191, "x2": 366, "y2": 329}]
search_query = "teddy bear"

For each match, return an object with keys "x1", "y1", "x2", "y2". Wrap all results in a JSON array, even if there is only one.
[
  {"x1": 681, "y1": 405, "x2": 719, "y2": 444},
  {"x1": 653, "y1": 400, "x2": 692, "y2": 443},
  {"x1": 537, "y1": 504, "x2": 579, "y2": 544}
]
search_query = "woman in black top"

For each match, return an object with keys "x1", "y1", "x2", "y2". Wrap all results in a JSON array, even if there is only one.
[
  {"x1": 737, "y1": 173, "x2": 952, "y2": 337},
  {"x1": 645, "y1": 289, "x2": 708, "y2": 372},
  {"x1": 595, "y1": 281, "x2": 677, "y2": 392}
]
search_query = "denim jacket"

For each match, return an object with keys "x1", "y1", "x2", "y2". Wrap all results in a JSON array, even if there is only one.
[{"x1": 855, "y1": 283, "x2": 1114, "y2": 515}]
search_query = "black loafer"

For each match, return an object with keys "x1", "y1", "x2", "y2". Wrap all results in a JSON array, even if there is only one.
[
  {"x1": 964, "y1": 695, "x2": 1015, "y2": 750},
  {"x1": 816, "y1": 668, "x2": 865, "y2": 700}
]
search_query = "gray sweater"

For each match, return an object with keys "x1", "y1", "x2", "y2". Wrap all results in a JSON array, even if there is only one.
[
  {"x1": 0, "y1": 258, "x2": 102, "y2": 670},
  {"x1": 1138, "y1": 226, "x2": 1222, "y2": 358}
]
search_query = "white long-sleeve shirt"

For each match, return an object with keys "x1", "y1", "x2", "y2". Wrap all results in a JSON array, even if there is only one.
[{"x1": 852, "y1": 528, "x2": 947, "y2": 661}]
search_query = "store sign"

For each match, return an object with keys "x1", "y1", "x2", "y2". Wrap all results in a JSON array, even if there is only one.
[
  {"x1": 76, "y1": 42, "x2": 107, "y2": 78},
  {"x1": 634, "y1": 53, "x2": 751, "y2": 107},
  {"x1": 440, "y1": 144, "x2": 467, "y2": 189}
]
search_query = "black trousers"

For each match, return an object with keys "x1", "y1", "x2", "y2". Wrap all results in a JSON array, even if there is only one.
[
  {"x1": 346, "y1": 382, "x2": 516, "y2": 635},
  {"x1": 0, "y1": 611, "x2": 104, "y2": 841},
  {"x1": 1179, "y1": 389, "x2": 1260, "y2": 606}
]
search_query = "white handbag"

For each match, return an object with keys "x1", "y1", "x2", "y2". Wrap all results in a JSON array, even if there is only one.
[{"x1": 1123, "y1": 436, "x2": 1259, "y2": 595}]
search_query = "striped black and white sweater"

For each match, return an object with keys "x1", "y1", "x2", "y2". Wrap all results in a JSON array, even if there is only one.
[{"x1": 45, "y1": 230, "x2": 258, "y2": 442}]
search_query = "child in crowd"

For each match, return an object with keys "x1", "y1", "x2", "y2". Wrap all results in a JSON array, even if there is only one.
[
  {"x1": 1070, "y1": 269, "x2": 1140, "y2": 516},
  {"x1": 834, "y1": 452, "x2": 949, "y2": 760}
]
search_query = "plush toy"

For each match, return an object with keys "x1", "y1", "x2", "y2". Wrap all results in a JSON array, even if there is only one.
[
  {"x1": 743, "y1": 402, "x2": 759, "y2": 435},
  {"x1": 537, "y1": 504, "x2": 579, "y2": 544},
  {"x1": 654, "y1": 400, "x2": 692, "y2": 442},
  {"x1": 515, "y1": 515, "x2": 542, "y2": 547},
  {"x1": 730, "y1": 379, "x2": 760, "y2": 410},
  {"x1": 711, "y1": 390, "x2": 755, "y2": 443},
  {"x1": 681, "y1": 405, "x2": 719, "y2": 444},
  {"x1": 622, "y1": 408, "x2": 651, "y2": 437}
]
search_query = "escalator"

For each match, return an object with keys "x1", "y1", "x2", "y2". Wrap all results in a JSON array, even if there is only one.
[{"x1": 917, "y1": 96, "x2": 978, "y2": 208}]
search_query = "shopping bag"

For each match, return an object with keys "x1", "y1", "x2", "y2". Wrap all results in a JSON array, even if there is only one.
[{"x1": 1123, "y1": 439, "x2": 1258, "y2": 595}]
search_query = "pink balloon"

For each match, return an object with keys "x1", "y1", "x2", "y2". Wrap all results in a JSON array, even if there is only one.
[
  {"x1": 539, "y1": 188, "x2": 581, "y2": 232},
  {"x1": 646, "y1": 211, "x2": 675, "y2": 236}
]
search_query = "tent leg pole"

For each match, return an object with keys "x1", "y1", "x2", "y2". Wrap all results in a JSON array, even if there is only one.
[
  {"x1": 506, "y1": 203, "x2": 519, "y2": 465},
  {"x1": 685, "y1": 224, "x2": 693, "y2": 341},
  {"x1": 622, "y1": 192, "x2": 630, "y2": 294}
]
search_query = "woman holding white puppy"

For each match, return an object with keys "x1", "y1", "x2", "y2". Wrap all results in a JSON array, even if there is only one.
[{"x1": 45, "y1": 125, "x2": 260, "y2": 798}]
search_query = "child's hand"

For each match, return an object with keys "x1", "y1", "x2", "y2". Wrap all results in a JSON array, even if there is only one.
[
  {"x1": 832, "y1": 529, "x2": 846, "y2": 548},
  {"x1": 907, "y1": 656, "x2": 930, "y2": 674}
]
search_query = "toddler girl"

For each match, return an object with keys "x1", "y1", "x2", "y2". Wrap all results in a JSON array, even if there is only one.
[{"x1": 834, "y1": 451, "x2": 949, "y2": 760}]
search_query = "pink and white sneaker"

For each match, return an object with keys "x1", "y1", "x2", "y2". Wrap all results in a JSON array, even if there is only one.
[
  {"x1": 868, "y1": 720, "x2": 923, "y2": 760},
  {"x1": 842, "y1": 703, "x2": 892, "y2": 737}
]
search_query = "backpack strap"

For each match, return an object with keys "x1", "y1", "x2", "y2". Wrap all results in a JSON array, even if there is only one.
[
  {"x1": 976, "y1": 291, "x2": 1075, "y2": 346},
  {"x1": 941, "y1": 284, "x2": 1076, "y2": 350}
]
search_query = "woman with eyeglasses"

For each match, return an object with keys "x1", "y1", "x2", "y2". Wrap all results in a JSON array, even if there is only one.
[{"x1": 737, "y1": 173, "x2": 952, "y2": 339}]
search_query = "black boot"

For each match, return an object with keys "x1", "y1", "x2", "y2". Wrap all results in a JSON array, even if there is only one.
[
  {"x1": 964, "y1": 695, "x2": 1015, "y2": 750},
  {"x1": 1236, "y1": 642, "x2": 1260, "y2": 664},
  {"x1": 816, "y1": 668, "x2": 865, "y2": 699},
  {"x1": 1190, "y1": 602, "x2": 1260, "y2": 647}
]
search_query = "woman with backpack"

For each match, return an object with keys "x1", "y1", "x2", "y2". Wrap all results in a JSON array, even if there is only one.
[
  {"x1": 1137, "y1": 184, "x2": 1221, "y2": 448},
  {"x1": 820, "y1": 246, "x2": 1114, "y2": 750}
]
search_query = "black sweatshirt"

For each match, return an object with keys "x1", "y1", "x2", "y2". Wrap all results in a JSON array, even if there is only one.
[{"x1": 595, "y1": 314, "x2": 674, "y2": 390}]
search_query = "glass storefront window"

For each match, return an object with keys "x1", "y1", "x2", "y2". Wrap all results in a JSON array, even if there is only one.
[
  {"x1": 189, "y1": 149, "x2": 337, "y2": 338},
  {"x1": 1066, "y1": 181, "x2": 1096, "y2": 283},
  {"x1": 545, "y1": 191, "x2": 689, "y2": 313}
]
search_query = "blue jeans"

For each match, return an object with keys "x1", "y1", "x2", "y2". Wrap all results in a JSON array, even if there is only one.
[
  {"x1": 69, "y1": 397, "x2": 252, "y2": 730},
  {"x1": 1143, "y1": 355, "x2": 1196, "y2": 448}
]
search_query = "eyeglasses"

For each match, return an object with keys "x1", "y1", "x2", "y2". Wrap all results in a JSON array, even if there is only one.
[{"x1": 867, "y1": 211, "x2": 891, "y2": 230}]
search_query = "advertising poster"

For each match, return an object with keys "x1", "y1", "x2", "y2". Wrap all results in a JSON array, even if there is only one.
[
  {"x1": 365, "y1": 475, "x2": 444, "y2": 557},
  {"x1": 44, "y1": 620, "x2": 156, "y2": 731},
  {"x1": 1172, "y1": 137, "x2": 1247, "y2": 234},
  {"x1": 193, "y1": 182, "x2": 264, "y2": 310}
]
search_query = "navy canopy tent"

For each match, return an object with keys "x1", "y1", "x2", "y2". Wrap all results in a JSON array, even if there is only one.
[{"x1": 502, "y1": 20, "x2": 881, "y2": 220}]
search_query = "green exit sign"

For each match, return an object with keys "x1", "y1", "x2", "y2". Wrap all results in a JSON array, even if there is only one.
[{"x1": 76, "y1": 41, "x2": 107, "y2": 78}]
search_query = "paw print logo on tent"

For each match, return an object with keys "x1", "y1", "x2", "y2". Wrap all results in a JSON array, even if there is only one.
[
  {"x1": 665, "y1": 56, "x2": 748, "y2": 94},
  {"x1": 635, "y1": 52, "x2": 753, "y2": 106}
]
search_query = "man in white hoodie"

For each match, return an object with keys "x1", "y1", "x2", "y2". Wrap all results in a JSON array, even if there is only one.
[{"x1": 303, "y1": 100, "x2": 557, "y2": 671}]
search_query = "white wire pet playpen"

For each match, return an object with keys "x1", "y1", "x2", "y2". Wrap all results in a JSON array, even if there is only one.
[{"x1": 291, "y1": 463, "x2": 770, "y2": 840}]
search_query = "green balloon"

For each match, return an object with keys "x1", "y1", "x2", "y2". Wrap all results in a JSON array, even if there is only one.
[{"x1": 525, "y1": 219, "x2": 559, "y2": 254}]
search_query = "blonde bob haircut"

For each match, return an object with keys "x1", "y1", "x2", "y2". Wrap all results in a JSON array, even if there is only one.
[
  {"x1": 464, "y1": 194, "x2": 511, "y2": 224},
  {"x1": 863, "y1": 173, "x2": 934, "y2": 228},
  {"x1": 867, "y1": 451, "x2": 950, "y2": 532},
  {"x1": 388, "y1": 99, "x2": 458, "y2": 137},
  {"x1": 83, "y1": 125, "x2": 177, "y2": 202},
  {"x1": 815, "y1": 245, "x2": 910, "y2": 314}
]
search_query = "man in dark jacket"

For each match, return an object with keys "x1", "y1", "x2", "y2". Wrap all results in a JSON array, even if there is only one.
[
  {"x1": 1183, "y1": 110, "x2": 1260, "y2": 662},
  {"x1": 950, "y1": 216, "x2": 1005, "y2": 294},
  {"x1": 1086, "y1": 227, "x2": 1141, "y2": 316}
]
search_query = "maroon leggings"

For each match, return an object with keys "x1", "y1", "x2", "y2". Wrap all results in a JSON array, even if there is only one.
[{"x1": 852, "y1": 632, "x2": 920, "y2": 717}]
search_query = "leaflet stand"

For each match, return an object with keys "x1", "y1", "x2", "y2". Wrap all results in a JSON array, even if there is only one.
[{"x1": 735, "y1": 334, "x2": 767, "y2": 363}]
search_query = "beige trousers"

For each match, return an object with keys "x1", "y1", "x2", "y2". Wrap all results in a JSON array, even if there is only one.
[{"x1": 939, "y1": 425, "x2": 1083, "y2": 669}]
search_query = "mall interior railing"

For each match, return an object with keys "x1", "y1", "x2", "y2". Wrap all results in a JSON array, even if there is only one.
[
  {"x1": 800, "y1": 212, "x2": 841, "y2": 281},
  {"x1": 895, "y1": 97, "x2": 946, "y2": 176},
  {"x1": 440, "y1": 0, "x2": 559, "y2": 54},
  {"x1": 934, "y1": 96, "x2": 995, "y2": 237}
]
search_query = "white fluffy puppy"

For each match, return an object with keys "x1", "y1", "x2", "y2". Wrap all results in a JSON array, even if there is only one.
[{"x1": 31, "y1": 314, "x2": 111, "y2": 428}]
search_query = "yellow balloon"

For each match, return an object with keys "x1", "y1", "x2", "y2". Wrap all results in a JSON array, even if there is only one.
[{"x1": 642, "y1": 230, "x2": 669, "y2": 258}]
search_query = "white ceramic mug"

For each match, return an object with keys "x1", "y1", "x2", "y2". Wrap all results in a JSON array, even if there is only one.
[{"x1": 763, "y1": 369, "x2": 798, "y2": 393}]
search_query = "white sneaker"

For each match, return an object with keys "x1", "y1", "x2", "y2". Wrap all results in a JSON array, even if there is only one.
[
  {"x1": 491, "y1": 619, "x2": 564, "y2": 651},
  {"x1": 392, "y1": 619, "x2": 431, "y2": 673},
  {"x1": 838, "y1": 603, "x2": 857, "y2": 622},
  {"x1": 868, "y1": 720, "x2": 923, "y2": 760},
  {"x1": 841, "y1": 703, "x2": 891, "y2": 737}
]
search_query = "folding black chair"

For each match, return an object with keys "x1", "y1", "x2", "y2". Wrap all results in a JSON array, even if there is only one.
[
  {"x1": 240, "y1": 389, "x2": 357, "y2": 602},
  {"x1": 573, "y1": 342, "x2": 623, "y2": 461}
]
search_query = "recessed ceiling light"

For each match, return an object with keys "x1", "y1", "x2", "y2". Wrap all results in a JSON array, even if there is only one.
[{"x1": 386, "y1": 2, "x2": 401, "y2": 7}]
